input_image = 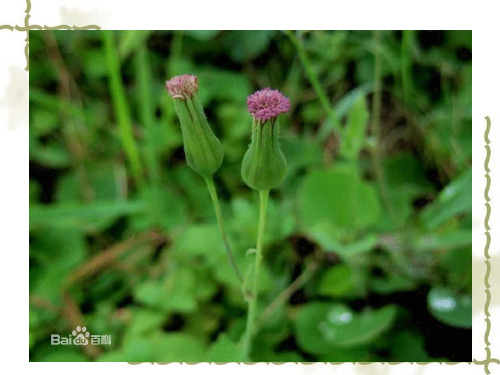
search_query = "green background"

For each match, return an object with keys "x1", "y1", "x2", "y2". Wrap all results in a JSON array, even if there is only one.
[{"x1": 29, "y1": 30, "x2": 472, "y2": 362}]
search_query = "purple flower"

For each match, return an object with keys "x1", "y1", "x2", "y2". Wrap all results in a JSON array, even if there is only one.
[
  {"x1": 166, "y1": 74, "x2": 199, "y2": 99},
  {"x1": 247, "y1": 88, "x2": 290, "y2": 122}
]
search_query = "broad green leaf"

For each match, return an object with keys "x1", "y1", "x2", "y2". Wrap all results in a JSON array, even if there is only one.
[
  {"x1": 295, "y1": 303, "x2": 396, "y2": 354},
  {"x1": 297, "y1": 167, "x2": 381, "y2": 232},
  {"x1": 427, "y1": 287, "x2": 471, "y2": 328}
]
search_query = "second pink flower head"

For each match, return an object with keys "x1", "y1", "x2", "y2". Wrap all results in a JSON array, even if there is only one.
[{"x1": 247, "y1": 88, "x2": 290, "y2": 122}]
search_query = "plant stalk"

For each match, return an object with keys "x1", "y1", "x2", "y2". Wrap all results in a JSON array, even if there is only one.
[
  {"x1": 242, "y1": 189, "x2": 269, "y2": 361},
  {"x1": 204, "y1": 176, "x2": 243, "y2": 284}
]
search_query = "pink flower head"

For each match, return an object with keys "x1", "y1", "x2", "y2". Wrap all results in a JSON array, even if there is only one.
[
  {"x1": 247, "y1": 88, "x2": 290, "y2": 122},
  {"x1": 166, "y1": 74, "x2": 198, "y2": 99}
]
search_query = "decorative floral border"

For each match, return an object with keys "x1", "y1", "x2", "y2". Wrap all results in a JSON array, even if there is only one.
[
  {"x1": 7, "y1": 6, "x2": 495, "y2": 370},
  {"x1": 0, "y1": 0, "x2": 100, "y2": 71}
]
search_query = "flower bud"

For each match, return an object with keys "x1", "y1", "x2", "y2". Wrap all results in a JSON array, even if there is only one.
[
  {"x1": 166, "y1": 75, "x2": 224, "y2": 178},
  {"x1": 241, "y1": 88, "x2": 290, "y2": 191}
]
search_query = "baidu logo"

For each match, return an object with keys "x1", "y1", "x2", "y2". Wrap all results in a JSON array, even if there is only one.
[{"x1": 51, "y1": 326, "x2": 111, "y2": 346}]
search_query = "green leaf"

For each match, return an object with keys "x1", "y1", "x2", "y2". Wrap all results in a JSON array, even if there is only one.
[
  {"x1": 339, "y1": 95, "x2": 369, "y2": 160},
  {"x1": 295, "y1": 303, "x2": 396, "y2": 354},
  {"x1": 297, "y1": 167, "x2": 381, "y2": 232},
  {"x1": 427, "y1": 287, "x2": 471, "y2": 328},
  {"x1": 420, "y1": 169, "x2": 472, "y2": 229}
]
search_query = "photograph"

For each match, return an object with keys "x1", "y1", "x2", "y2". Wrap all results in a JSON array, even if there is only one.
[{"x1": 29, "y1": 30, "x2": 472, "y2": 362}]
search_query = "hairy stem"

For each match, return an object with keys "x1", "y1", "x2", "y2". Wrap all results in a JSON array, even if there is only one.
[
  {"x1": 242, "y1": 189, "x2": 269, "y2": 361},
  {"x1": 204, "y1": 176, "x2": 244, "y2": 284}
]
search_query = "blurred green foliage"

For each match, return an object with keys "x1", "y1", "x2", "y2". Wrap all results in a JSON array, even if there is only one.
[{"x1": 29, "y1": 30, "x2": 471, "y2": 362}]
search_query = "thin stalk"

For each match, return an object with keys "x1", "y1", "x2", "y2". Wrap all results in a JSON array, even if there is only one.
[
  {"x1": 103, "y1": 30, "x2": 144, "y2": 187},
  {"x1": 204, "y1": 176, "x2": 243, "y2": 284},
  {"x1": 242, "y1": 189, "x2": 269, "y2": 361},
  {"x1": 284, "y1": 31, "x2": 337, "y2": 131},
  {"x1": 370, "y1": 30, "x2": 396, "y2": 223}
]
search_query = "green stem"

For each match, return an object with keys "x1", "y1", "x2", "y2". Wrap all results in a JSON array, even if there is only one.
[
  {"x1": 284, "y1": 31, "x2": 336, "y2": 131},
  {"x1": 102, "y1": 30, "x2": 144, "y2": 187},
  {"x1": 204, "y1": 176, "x2": 243, "y2": 284},
  {"x1": 242, "y1": 189, "x2": 269, "y2": 361}
]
